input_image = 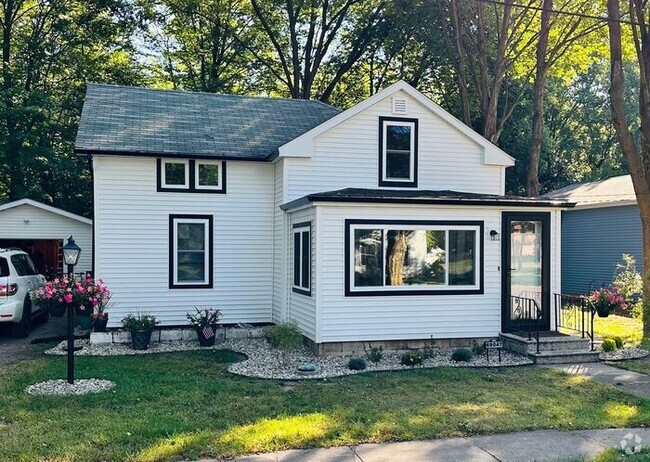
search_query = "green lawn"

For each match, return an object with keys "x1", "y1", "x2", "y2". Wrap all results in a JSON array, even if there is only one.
[
  {"x1": 3, "y1": 348, "x2": 650, "y2": 461},
  {"x1": 594, "y1": 314, "x2": 643, "y2": 346}
]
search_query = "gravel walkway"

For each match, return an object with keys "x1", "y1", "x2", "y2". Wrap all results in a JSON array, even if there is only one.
[{"x1": 46, "y1": 337, "x2": 532, "y2": 379}]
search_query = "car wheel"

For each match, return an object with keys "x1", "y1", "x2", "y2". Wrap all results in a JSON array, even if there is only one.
[
  {"x1": 39, "y1": 306, "x2": 50, "y2": 323},
  {"x1": 10, "y1": 298, "x2": 31, "y2": 338}
]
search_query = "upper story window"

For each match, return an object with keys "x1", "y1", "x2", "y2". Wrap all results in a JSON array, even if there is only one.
[
  {"x1": 157, "y1": 158, "x2": 226, "y2": 193},
  {"x1": 379, "y1": 117, "x2": 418, "y2": 188}
]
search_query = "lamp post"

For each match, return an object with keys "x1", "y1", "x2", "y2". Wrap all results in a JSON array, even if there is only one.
[{"x1": 62, "y1": 236, "x2": 81, "y2": 385}]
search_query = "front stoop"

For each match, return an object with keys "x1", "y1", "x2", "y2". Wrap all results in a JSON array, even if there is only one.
[{"x1": 500, "y1": 332, "x2": 600, "y2": 364}]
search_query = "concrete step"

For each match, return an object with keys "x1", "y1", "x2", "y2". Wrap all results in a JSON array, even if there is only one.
[
  {"x1": 500, "y1": 332, "x2": 592, "y2": 354},
  {"x1": 529, "y1": 349, "x2": 600, "y2": 365}
]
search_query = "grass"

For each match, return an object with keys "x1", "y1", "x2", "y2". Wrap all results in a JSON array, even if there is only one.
[
  {"x1": 594, "y1": 314, "x2": 643, "y2": 346},
  {"x1": 3, "y1": 348, "x2": 650, "y2": 461}
]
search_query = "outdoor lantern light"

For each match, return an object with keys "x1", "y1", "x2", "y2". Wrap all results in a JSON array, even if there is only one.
[
  {"x1": 490, "y1": 230, "x2": 500, "y2": 241},
  {"x1": 61, "y1": 235, "x2": 82, "y2": 385},
  {"x1": 62, "y1": 236, "x2": 81, "y2": 270}
]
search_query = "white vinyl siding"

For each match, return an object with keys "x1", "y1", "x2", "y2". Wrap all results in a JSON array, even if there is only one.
[
  {"x1": 284, "y1": 90, "x2": 504, "y2": 202},
  {"x1": 314, "y1": 203, "x2": 561, "y2": 343},
  {"x1": 272, "y1": 159, "x2": 287, "y2": 323},
  {"x1": 288, "y1": 207, "x2": 316, "y2": 339},
  {"x1": 0, "y1": 204, "x2": 92, "y2": 274},
  {"x1": 94, "y1": 155, "x2": 274, "y2": 327}
]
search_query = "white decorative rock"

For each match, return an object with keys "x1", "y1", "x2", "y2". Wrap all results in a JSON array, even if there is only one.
[
  {"x1": 26, "y1": 379, "x2": 115, "y2": 396},
  {"x1": 89, "y1": 332, "x2": 112, "y2": 344}
]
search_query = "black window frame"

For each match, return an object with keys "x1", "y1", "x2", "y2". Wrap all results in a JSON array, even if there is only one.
[
  {"x1": 157, "y1": 158, "x2": 226, "y2": 194},
  {"x1": 292, "y1": 221, "x2": 311, "y2": 296},
  {"x1": 344, "y1": 219, "x2": 484, "y2": 297},
  {"x1": 378, "y1": 116, "x2": 418, "y2": 188},
  {"x1": 169, "y1": 214, "x2": 214, "y2": 289}
]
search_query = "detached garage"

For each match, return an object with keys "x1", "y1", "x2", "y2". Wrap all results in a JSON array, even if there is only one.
[{"x1": 0, "y1": 199, "x2": 92, "y2": 278}]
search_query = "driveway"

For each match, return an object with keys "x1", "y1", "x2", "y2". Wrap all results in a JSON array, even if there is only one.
[{"x1": 0, "y1": 315, "x2": 66, "y2": 365}]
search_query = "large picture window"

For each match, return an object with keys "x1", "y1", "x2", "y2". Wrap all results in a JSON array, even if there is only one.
[
  {"x1": 379, "y1": 117, "x2": 418, "y2": 188},
  {"x1": 158, "y1": 159, "x2": 226, "y2": 193},
  {"x1": 292, "y1": 223, "x2": 311, "y2": 295},
  {"x1": 345, "y1": 220, "x2": 483, "y2": 296},
  {"x1": 169, "y1": 215, "x2": 213, "y2": 289}
]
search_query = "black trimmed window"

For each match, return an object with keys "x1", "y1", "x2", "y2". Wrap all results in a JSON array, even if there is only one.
[
  {"x1": 292, "y1": 222, "x2": 311, "y2": 295},
  {"x1": 158, "y1": 159, "x2": 226, "y2": 193},
  {"x1": 379, "y1": 117, "x2": 418, "y2": 188},
  {"x1": 345, "y1": 220, "x2": 483, "y2": 296},
  {"x1": 169, "y1": 215, "x2": 213, "y2": 289}
]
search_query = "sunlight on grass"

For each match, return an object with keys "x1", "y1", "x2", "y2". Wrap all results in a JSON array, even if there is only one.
[
  {"x1": 594, "y1": 315, "x2": 643, "y2": 346},
  {"x1": 217, "y1": 413, "x2": 336, "y2": 454},
  {"x1": 567, "y1": 375, "x2": 590, "y2": 386},
  {"x1": 604, "y1": 402, "x2": 638, "y2": 423},
  {"x1": 137, "y1": 431, "x2": 212, "y2": 462}
]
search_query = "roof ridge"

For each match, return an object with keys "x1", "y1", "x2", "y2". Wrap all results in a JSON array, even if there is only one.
[{"x1": 85, "y1": 83, "x2": 340, "y2": 110}]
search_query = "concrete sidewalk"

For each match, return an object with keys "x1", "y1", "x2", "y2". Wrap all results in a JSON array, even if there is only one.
[
  {"x1": 215, "y1": 428, "x2": 650, "y2": 462},
  {"x1": 546, "y1": 362, "x2": 650, "y2": 398}
]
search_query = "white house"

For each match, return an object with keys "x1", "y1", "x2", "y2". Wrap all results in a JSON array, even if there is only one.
[
  {"x1": 75, "y1": 81, "x2": 576, "y2": 354},
  {"x1": 0, "y1": 199, "x2": 92, "y2": 277}
]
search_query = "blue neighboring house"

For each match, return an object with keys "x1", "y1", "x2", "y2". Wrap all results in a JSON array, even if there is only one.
[{"x1": 544, "y1": 175, "x2": 642, "y2": 295}]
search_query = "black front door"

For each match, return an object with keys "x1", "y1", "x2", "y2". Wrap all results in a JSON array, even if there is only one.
[{"x1": 501, "y1": 212, "x2": 551, "y2": 332}]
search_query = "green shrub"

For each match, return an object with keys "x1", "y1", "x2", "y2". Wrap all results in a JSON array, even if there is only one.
[
  {"x1": 602, "y1": 338, "x2": 617, "y2": 352},
  {"x1": 366, "y1": 346, "x2": 383, "y2": 363},
  {"x1": 451, "y1": 348, "x2": 473, "y2": 362},
  {"x1": 612, "y1": 336, "x2": 624, "y2": 349},
  {"x1": 422, "y1": 336, "x2": 437, "y2": 359},
  {"x1": 121, "y1": 313, "x2": 158, "y2": 331},
  {"x1": 400, "y1": 351, "x2": 423, "y2": 367},
  {"x1": 266, "y1": 321, "x2": 303, "y2": 352},
  {"x1": 348, "y1": 357, "x2": 367, "y2": 371},
  {"x1": 471, "y1": 341, "x2": 486, "y2": 356}
]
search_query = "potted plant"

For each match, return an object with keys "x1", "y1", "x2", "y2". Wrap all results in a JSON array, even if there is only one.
[
  {"x1": 186, "y1": 307, "x2": 222, "y2": 347},
  {"x1": 589, "y1": 287, "x2": 626, "y2": 318},
  {"x1": 92, "y1": 295, "x2": 113, "y2": 332},
  {"x1": 121, "y1": 313, "x2": 158, "y2": 350}
]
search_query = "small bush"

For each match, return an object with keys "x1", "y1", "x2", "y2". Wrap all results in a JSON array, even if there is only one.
[
  {"x1": 266, "y1": 321, "x2": 303, "y2": 352},
  {"x1": 400, "y1": 351, "x2": 423, "y2": 367},
  {"x1": 471, "y1": 341, "x2": 486, "y2": 356},
  {"x1": 422, "y1": 336, "x2": 437, "y2": 359},
  {"x1": 451, "y1": 348, "x2": 473, "y2": 362},
  {"x1": 602, "y1": 338, "x2": 617, "y2": 352},
  {"x1": 366, "y1": 346, "x2": 383, "y2": 363},
  {"x1": 348, "y1": 357, "x2": 367, "y2": 370},
  {"x1": 612, "y1": 336, "x2": 624, "y2": 349}
]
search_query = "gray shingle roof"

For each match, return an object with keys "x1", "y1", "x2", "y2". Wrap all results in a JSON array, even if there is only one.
[
  {"x1": 281, "y1": 188, "x2": 575, "y2": 210},
  {"x1": 75, "y1": 84, "x2": 340, "y2": 160},
  {"x1": 543, "y1": 175, "x2": 636, "y2": 207}
]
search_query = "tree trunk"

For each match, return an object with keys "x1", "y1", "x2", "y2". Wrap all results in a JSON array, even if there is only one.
[
  {"x1": 527, "y1": 0, "x2": 553, "y2": 197},
  {"x1": 388, "y1": 232, "x2": 408, "y2": 286}
]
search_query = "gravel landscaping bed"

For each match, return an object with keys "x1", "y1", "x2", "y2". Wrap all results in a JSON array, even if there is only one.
[
  {"x1": 26, "y1": 379, "x2": 115, "y2": 396},
  {"x1": 601, "y1": 347, "x2": 649, "y2": 362},
  {"x1": 45, "y1": 337, "x2": 532, "y2": 379}
]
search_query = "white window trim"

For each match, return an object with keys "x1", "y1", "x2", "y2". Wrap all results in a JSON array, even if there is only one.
[
  {"x1": 162, "y1": 159, "x2": 190, "y2": 189},
  {"x1": 382, "y1": 120, "x2": 415, "y2": 182},
  {"x1": 194, "y1": 160, "x2": 223, "y2": 191},
  {"x1": 349, "y1": 223, "x2": 480, "y2": 293},
  {"x1": 293, "y1": 225, "x2": 311, "y2": 293},
  {"x1": 172, "y1": 217, "x2": 210, "y2": 286}
]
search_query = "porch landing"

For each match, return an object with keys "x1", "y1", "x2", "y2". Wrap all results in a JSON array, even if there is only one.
[{"x1": 500, "y1": 332, "x2": 600, "y2": 365}]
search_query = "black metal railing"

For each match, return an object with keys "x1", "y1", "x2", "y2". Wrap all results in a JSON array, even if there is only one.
[
  {"x1": 510, "y1": 295, "x2": 543, "y2": 353},
  {"x1": 554, "y1": 293, "x2": 596, "y2": 351}
]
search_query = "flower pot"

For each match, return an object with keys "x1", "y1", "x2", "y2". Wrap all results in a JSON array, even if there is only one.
[
  {"x1": 50, "y1": 304, "x2": 66, "y2": 317},
  {"x1": 131, "y1": 329, "x2": 153, "y2": 350},
  {"x1": 596, "y1": 302, "x2": 612, "y2": 318},
  {"x1": 93, "y1": 317, "x2": 109, "y2": 332},
  {"x1": 78, "y1": 315, "x2": 93, "y2": 330},
  {"x1": 196, "y1": 325, "x2": 217, "y2": 347}
]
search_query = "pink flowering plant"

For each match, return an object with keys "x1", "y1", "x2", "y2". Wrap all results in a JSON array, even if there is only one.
[
  {"x1": 186, "y1": 306, "x2": 222, "y2": 327},
  {"x1": 32, "y1": 277, "x2": 111, "y2": 316},
  {"x1": 589, "y1": 286, "x2": 625, "y2": 317}
]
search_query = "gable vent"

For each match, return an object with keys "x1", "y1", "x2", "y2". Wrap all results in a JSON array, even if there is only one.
[{"x1": 392, "y1": 98, "x2": 408, "y2": 114}]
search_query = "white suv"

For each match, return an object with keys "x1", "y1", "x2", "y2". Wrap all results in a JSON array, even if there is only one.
[{"x1": 0, "y1": 249, "x2": 47, "y2": 337}]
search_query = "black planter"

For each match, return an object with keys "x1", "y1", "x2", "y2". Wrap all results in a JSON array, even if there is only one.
[
  {"x1": 596, "y1": 302, "x2": 612, "y2": 318},
  {"x1": 131, "y1": 330, "x2": 153, "y2": 350},
  {"x1": 50, "y1": 304, "x2": 66, "y2": 317},
  {"x1": 196, "y1": 325, "x2": 217, "y2": 347},
  {"x1": 93, "y1": 317, "x2": 109, "y2": 332}
]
